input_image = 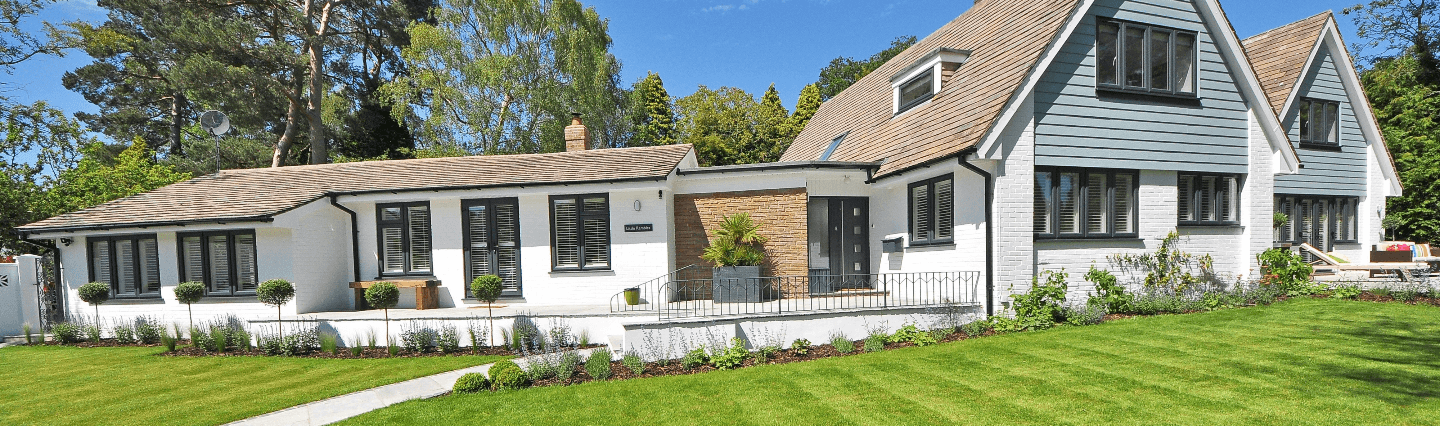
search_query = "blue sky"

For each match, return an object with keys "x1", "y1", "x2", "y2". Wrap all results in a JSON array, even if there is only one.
[{"x1": 7, "y1": 0, "x2": 1373, "y2": 117}]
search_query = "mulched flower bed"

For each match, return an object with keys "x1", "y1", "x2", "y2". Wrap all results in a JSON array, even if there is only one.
[{"x1": 157, "y1": 345, "x2": 521, "y2": 359}]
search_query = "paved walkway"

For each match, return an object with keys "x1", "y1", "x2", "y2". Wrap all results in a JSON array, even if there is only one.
[{"x1": 225, "y1": 348, "x2": 596, "y2": 426}]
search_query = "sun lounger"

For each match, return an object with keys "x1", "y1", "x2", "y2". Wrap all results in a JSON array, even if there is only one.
[{"x1": 1299, "y1": 243, "x2": 1429, "y2": 280}]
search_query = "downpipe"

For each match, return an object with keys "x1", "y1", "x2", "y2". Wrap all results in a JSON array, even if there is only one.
[
  {"x1": 958, "y1": 158, "x2": 996, "y2": 317},
  {"x1": 329, "y1": 195, "x2": 361, "y2": 283}
]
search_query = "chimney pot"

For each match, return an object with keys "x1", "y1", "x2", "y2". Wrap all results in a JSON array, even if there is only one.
[{"x1": 565, "y1": 113, "x2": 590, "y2": 152}]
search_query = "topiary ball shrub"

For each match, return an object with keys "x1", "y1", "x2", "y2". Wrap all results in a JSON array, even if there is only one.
[
  {"x1": 174, "y1": 282, "x2": 205, "y2": 304},
  {"x1": 453, "y1": 372, "x2": 490, "y2": 394},
  {"x1": 488, "y1": 360, "x2": 529, "y2": 390},
  {"x1": 365, "y1": 282, "x2": 400, "y2": 310},
  {"x1": 78, "y1": 282, "x2": 110, "y2": 319},
  {"x1": 257, "y1": 279, "x2": 296, "y2": 308}
]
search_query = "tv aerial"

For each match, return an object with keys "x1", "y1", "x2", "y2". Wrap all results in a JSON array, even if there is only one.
[{"x1": 199, "y1": 110, "x2": 230, "y2": 171}]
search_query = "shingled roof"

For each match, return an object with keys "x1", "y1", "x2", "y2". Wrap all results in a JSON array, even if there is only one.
[
  {"x1": 779, "y1": 0, "x2": 1081, "y2": 177},
  {"x1": 1241, "y1": 11, "x2": 1332, "y2": 114},
  {"x1": 19, "y1": 144, "x2": 694, "y2": 234}
]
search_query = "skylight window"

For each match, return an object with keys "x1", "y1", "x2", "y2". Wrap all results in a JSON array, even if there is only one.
[{"x1": 819, "y1": 133, "x2": 848, "y2": 161}]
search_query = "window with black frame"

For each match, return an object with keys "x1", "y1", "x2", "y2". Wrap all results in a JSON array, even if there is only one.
[
  {"x1": 1297, "y1": 98, "x2": 1340, "y2": 147},
  {"x1": 377, "y1": 202, "x2": 432, "y2": 276},
  {"x1": 1178, "y1": 173, "x2": 1241, "y2": 225},
  {"x1": 1275, "y1": 195, "x2": 1358, "y2": 249},
  {"x1": 896, "y1": 69, "x2": 935, "y2": 114},
  {"x1": 1096, "y1": 18, "x2": 1198, "y2": 96},
  {"x1": 551, "y1": 194, "x2": 610, "y2": 270},
  {"x1": 909, "y1": 174, "x2": 954, "y2": 245},
  {"x1": 178, "y1": 231, "x2": 258, "y2": 296},
  {"x1": 88, "y1": 235, "x2": 161, "y2": 298},
  {"x1": 1034, "y1": 168, "x2": 1137, "y2": 239}
]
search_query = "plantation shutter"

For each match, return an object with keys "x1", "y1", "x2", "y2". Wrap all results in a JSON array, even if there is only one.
[
  {"x1": 140, "y1": 238, "x2": 161, "y2": 295},
  {"x1": 496, "y1": 202, "x2": 520, "y2": 293},
  {"x1": 1085, "y1": 173, "x2": 1108, "y2": 234},
  {"x1": 208, "y1": 235, "x2": 231, "y2": 293},
  {"x1": 935, "y1": 178, "x2": 954, "y2": 240},
  {"x1": 582, "y1": 197, "x2": 610, "y2": 268},
  {"x1": 1199, "y1": 176, "x2": 1216, "y2": 222},
  {"x1": 1034, "y1": 171, "x2": 1052, "y2": 235},
  {"x1": 408, "y1": 206, "x2": 432, "y2": 272},
  {"x1": 553, "y1": 198, "x2": 580, "y2": 268},
  {"x1": 911, "y1": 184, "x2": 931, "y2": 241},
  {"x1": 182, "y1": 236, "x2": 205, "y2": 283},
  {"x1": 90, "y1": 240, "x2": 112, "y2": 287},
  {"x1": 379, "y1": 207, "x2": 405, "y2": 274},
  {"x1": 116, "y1": 239, "x2": 137, "y2": 295},
  {"x1": 1178, "y1": 174, "x2": 1194, "y2": 222},
  {"x1": 467, "y1": 204, "x2": 491, "y2": 297},
  {"x1": 1114, "y1": 173, "x2": 1135, "y2": 234},
  {"x1": 1057, "y1": 172, "x2": 1081, "y2": 234},
  {"x1": 235, "y1": 234, "x2": 258, "y2": 292}
]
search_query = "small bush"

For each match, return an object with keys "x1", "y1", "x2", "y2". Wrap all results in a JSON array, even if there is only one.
[
  {"x1": 52, "y1": 322, "x2": 82, "y2": 344},
  {"x1": 489, "y1": 360, "x2": 529, "y2": 390},
  {"x1": 681, "y1": 346, "x2": 708, "y2": 369},
  {"x1": 756, "y1": 345, "x2": 779, "y2": 363},
  {"x1": 113, "y1": 324, "x2": 137, "y2": 344},
  {"x1": 622, "y1": 350, "x2": 645, "y2": 375},
  {"x1": 1330, "y1": 283, "x2": 1362, "y2": 300},
  {"x1": 1258, "y1": 248, "x2": 1316, "y2": 296},
  {"x1": 579, "y1": 329, "x2": 590, "y2": 347},
  {"x1": 1063, "y1": 299, "x2": 1108, "y2": 326},
  {"x1": 320, "y1": 332, "x2": 339, "y2": 355},
  {"x1": 710, "y1": 338, "x2": 750, "y2": 370},
  {"x1": 350, "y1": 346, "x2": 363, "y2": 357},
  {"x1": 889, "y1": 324, "x2": 937, "y2": 346},
  {"x1": 863, "y1": 334, "x2": 885, "y2": 353},
  {"x1": 388, "y1": 344, "x2": 400, "y2": 357},
  {"x1": 960, "y1": 319, "x2": 991, "y2": 337},
  {"x1": 1013, "y1": 270, "x2": 1068, "y2": 328},
  {"x1": 586, "y1": 348, "x2": 613, "y2": 380},
  {"x1": 829, "y1": 332, "x2": 855, "y2": 354},
  {"x1": 453, "y1": 372, "x2": 490, "y2": 393},
  {"x1": 400, "y1": 322, "x2": 438, "y2": 354},
  {"x1": 1395, "y1": 287, "x2": 1422, "y2": 303},
  {"x1": 1085, "y1": 265, "x2": 1134, "y2": 313},
  {"x1": 134, "y1": 317, "x2": 164, "y2": 344},
  {"x1": 257, "y1": 324, "x2": 320, "y2": 356},
  {"x1": 555, "y1": 351, "x2": 582, "y2": 380},
  {"x1": 790, "y1": 338, "x2": 811, "y2": 355},
  {"x1": 438, "y1": 325, "x2": 461, "y2": 354},
  {"x1": 22, "y1": 323, "x2": 33, "y2": 345},
  {"x1": 511, "y1": 315, "x2": 542, "y2": 349},
  {"x1": 84, "y1": 323, "x2": 102, "y2": 343},
  {"x1": 162, "y1": 333, "x2": 177, "y2": 352}
]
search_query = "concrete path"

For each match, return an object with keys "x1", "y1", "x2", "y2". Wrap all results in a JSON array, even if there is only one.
[{"x1": 225, "y1": 348, "x2": 596, "y2": 426}]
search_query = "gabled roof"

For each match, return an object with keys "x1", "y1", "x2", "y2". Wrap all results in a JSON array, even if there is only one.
[
  {"x1": 1241, "y1": 11, "x2": 1332, "y2": 114},
  {"x1": 19, "y1": 144, "x2": 695, "y2": 234},
  {"x1": 779, "y1": 0, "x2": 1082, "y2": 178}
]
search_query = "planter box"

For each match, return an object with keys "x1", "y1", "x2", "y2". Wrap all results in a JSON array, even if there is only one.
[{"x1": 712, "y1": 266, "x2": 763, "y2": 303}]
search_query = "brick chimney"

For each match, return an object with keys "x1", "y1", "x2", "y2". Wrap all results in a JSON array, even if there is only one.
[{"x1": 565, "y1": 113, "x2": 590, "y2": 152}]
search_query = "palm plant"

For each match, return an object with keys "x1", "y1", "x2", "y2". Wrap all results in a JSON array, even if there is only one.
[{"x1": 701, "y1": 213, "x2": 768, "y2": 267}]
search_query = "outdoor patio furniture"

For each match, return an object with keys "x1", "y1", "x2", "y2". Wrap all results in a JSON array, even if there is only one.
[
  {"x1": 350, "y1": 279, "x2": 441, "y2": 310},
  {"x1": 1299, "y1": 243, "x2": 1428, "y2": 280}
]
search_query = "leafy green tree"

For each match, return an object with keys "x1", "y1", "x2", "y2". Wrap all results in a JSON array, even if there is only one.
[
  {"x1": 257, "y1": 279, "x2": 295, "y2": 338},
  {"x1": 0, "y1": 101, "x2": 88, "y2": 253},
  {"x1": 789, "y1": 83, "x2": 822, "y2": 137},
  {"x1": 814, "y1": 36, "x2": 915, "y2": 101},
  {"x1": 44, "y1": 139, "x2": 190, "y2": 217},
  {"x1": 1360, "y1": 55, "x2": 1440, "y2": 241},
  {"x1": 365, "y1": 282, "x2": 400, "y2": 347},
  {"x1": 752, "y1": 84, "x2": 790, "y2": 163},
  {"x1": 675, "y1": 85, "x2": 758, "y2": 166},
  {"x1": 0, "y1": 0, "x2": 59, "y2": 78},
  {"x1": 627, "y1": 72, "x2": 677, "y2": 147},
  {"x1": 384, "y1": 0, "x2": 626, "y2": 155},
  {"x1": 469, "y1": 275, "x2": 502, "y2": 346},
  {"x1": 1345, "y1": 1, "x2": 1440, "y2": 82}
]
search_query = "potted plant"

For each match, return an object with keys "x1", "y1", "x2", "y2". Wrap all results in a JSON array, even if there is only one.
[
  {"x1": 623, "y1": 287, "x2": 641, "y2": 305},
  {"x1": 702, "y1": 213, "x2": 768, "y2": 303}
]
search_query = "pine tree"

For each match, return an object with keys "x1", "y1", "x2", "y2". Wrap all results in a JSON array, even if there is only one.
[
  {"x1": 627, "y1": 72, "x2": 677, "y2": 146},
  {"x1": 788, "y1": 83, "x2": 822, "y2": 139},
  {"x1": 753, "y1": 84, "x2": 790, "y2": 163}
]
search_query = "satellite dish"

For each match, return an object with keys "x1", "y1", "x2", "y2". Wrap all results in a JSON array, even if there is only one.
[{"x1": 199, "y1": 110, "x2": 230, "y2": 136}]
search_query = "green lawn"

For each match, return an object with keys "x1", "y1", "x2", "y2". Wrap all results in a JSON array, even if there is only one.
[
  {"x1": 342, "y1": 298, "x2": 1440, "y2": 425},
  {"x1": 0, "y1": 346, "x2": 506, "y2": 426}
]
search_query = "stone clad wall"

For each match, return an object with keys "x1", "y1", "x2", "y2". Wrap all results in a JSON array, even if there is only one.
[{"x1": 673, "y1": 188, "x2": 809, "y2": 297}]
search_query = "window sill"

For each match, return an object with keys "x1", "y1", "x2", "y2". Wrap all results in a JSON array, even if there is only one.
[
  {"x1": 907, "y1": 241, "x2": 956, "y2": 251},
  {"x1": 1178, "y1": 223, "x2": 1244, "y2": 229},
  {"x1": 198, "y1": 294, "x2": 258, "y2": 301},
  {"x1": 1096, "y1": 86, "x2": 1200, "y2": 104},
  {"x1": 106, "y1": 297, "x2": 164, "y2": 304},
  {"x1": 373, "y1": 274, "x2": 438, "y2": 281},
  {"x1": 550, "y1": 268, "x2": 614, "y2": 275},
  {"x1": 1035, "y1": 237, "x2": 1144, "y2": 243},
  {"x1": 1297, "y1": 142, "x2": 1342, "y2": 151}
]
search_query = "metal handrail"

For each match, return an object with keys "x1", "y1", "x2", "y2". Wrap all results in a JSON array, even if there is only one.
[{"x1": 608, "y1": 264, "x2": 710, "y2": 313}]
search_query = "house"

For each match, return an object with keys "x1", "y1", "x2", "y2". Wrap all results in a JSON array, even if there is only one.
[{"x1": 16, "y1": 0, "x2": 1398, "y2": 329}]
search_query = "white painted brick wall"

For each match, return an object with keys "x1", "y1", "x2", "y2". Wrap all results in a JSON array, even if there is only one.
[{"x1": 993, "y1": 93, "x2": 1037, "y2": 310}]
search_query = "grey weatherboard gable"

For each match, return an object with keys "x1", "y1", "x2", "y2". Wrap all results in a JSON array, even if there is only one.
[
  {"x1": 1034, "y1": 0, "x2": 1252, "y2": 174},
  {"x1": 1274, "y1": 45, "x2": 1367, "y2": 197}
]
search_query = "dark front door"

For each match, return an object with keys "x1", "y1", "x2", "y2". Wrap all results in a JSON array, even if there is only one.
[
  {"x1": 827, "y1": 197, "x2": 870, "y2": 289},
  {"x1": 463, "y1": 198, "x2": 521, "y2": 297}
]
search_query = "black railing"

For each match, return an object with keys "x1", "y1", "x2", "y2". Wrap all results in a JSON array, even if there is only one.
[{"x1": 610, "y1": 267, "x2": 982, "y2": 322}]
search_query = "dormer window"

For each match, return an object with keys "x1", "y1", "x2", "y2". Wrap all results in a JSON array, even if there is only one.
[
  {"x1": 890, "y1": 47, "x2": 970, "y2": 116},
  {"x1": 896, "y1": 70, "x2": 934, "y2": 114}
]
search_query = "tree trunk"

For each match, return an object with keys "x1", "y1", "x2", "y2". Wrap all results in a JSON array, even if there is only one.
[
  {"x1": 273, "y1": 100, "x2": 303, "y2": 167},
  {"x1": 186, "y1": 304, "x2": 193, "y2": 335},
  {"x1": 488, "y1": 305, "x2": 494, "y2": 347},
  {"x1": 169, "y1": 94, "x2": 186, "y2": 156},
  {"x1": 306, "y1": 42, "x2": 328, "y2": 164},
  {"x1": 384, "y1": 308, "x2": 390, "y2": 349},
  {"x1": 277, "y1": 304, "x2": 284, "y2": 340}
]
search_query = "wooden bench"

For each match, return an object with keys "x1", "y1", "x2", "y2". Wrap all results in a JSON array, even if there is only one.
[{"x1": 350, "y1": 279, "x2": 441, "y2": 310}]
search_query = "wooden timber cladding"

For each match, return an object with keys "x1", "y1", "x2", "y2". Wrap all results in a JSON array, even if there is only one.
[
  {"x1": 673, "y1": 188, "x2": 809, "y2": 299},
  {"x1": 350, "y1": 279, "x2": 441, "y2": 310}
]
